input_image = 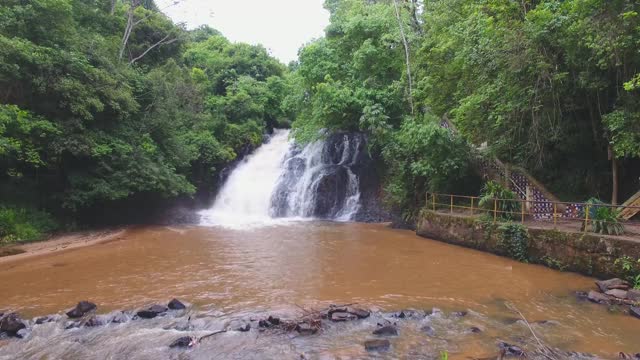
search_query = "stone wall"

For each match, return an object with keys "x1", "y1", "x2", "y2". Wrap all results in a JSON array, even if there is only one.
[{"x1": 416, "y1": 210, "x2": 640, "y2": 279}]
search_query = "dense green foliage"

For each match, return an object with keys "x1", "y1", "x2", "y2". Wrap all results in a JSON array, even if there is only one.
[
  {"x1": 0, "y1": 206, "x2": 58, "y2": 244},
  {"x1": 289, "y1": 0, "x2": 640, "y2": 213},
  {"x1": 582, "y1": 198, "x2": 625, "y2": 235},
  {"x1": 0, "y1": 0, "x2": 288, "y2": 241},
  {"x1": 497, "y1": 222, "x2": 529, "y2": 262},
  {"x1": 478, "y1": 181, "x2": 520, "y2": 220}
]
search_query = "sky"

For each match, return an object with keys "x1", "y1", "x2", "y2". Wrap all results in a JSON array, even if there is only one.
[{"x1": 156, "y1": 0, "x2": 330, "y2": 63}]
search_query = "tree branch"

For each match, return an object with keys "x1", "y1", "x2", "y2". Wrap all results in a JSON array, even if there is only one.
[{"x1": 129, "y1": 34, "x2": 178, "y2": 65}]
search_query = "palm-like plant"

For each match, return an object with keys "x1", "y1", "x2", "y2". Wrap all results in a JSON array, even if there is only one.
[
  {"x1": 582, "y1": 198, "x2": 624, "y2": 235},
  {"x1": 478, "y1": 181, "x2": 520, "y2": 220}
]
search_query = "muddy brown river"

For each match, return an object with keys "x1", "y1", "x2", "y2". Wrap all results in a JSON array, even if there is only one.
[{"x1": 0, "y1": 222, "x2": 638, "y2": 359}]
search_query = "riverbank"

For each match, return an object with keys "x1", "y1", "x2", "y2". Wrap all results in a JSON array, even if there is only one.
[
  {"x1": 416, "y1": 210, "x2": 640, "y2": 279},
  {"x1": 0, "y1": 228, "x2": 128, "y2": 265}
]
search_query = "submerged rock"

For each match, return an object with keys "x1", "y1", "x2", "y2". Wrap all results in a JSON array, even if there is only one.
[
  {"x1": 84, "y1": 316, "x2": 105, "y2": 328},
  {"x1": 168, "y1": 299, "x2": 186, "y2": 310},
  {"x1": 0, "y1": 313, "x2": 26, "y2": 337},
  {"x1": 136, "y1": 305, "x2": 168, "y2": 319},
  {"x1": 364, "y1": 339, "x2": 391, "y2": 352},
  {"x1": 596, "y1": 279, "x2": 630, "y2": 293},
  {"x1": 110, "y1": 311, "x2": 129, "y2": 324},
  {"x1": 420, "y1": 325, "x2": 435, "y2": 337},
  {"x1": 347, "y1": 307, "x2": 370, "y2": 319},
  {"x1": 235, "y1": 323, "x2": 251, "y2": 332},
  {"x1": 267, "y1": 316, "x2": 280, "y2": 325},
  {"x1": 468, "y1": 326, "x2": 482, "y2": 333},
  {"x1": 452, "y1": 311, "x2": 468, "y2": 317},
  {"x1": 373, "y1": 325, "x2": 398, "y2": 336},
  {"x1": 498, "y1": 341, "x2": 526, "y2": 357},
  {"x1": 630, "y1": 306, "x2": 640, "y2": 319},
  {"x1": 66, "y1": 301, "x2": 97, "y2": 318},
  {"x1": 35, "y1": 315, "x2": 57, "y2": 325},
  {"x1": 169, "y1": 336, "x2": 195, "y2": 348}
]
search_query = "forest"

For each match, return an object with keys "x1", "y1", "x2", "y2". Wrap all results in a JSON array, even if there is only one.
[{"x1": 2, "y1": 0, "x2": 640, "y2": 241}]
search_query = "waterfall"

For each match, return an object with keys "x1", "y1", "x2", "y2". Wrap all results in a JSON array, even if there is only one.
[{"x1": 199, "y1": 130, "x2": 364, "y2": 227}]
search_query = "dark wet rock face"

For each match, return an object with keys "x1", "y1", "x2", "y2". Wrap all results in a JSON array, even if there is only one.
[
  {"x1": 270, "y1": 132, "x2": 389, "y2": 222},
  {"x1": 373, "y1": 325, "x2": 398, "y2": 336},
  {"x1": 0, "y1": 313, "x2": 26, "y2": 337},
  {"x1": 169, "y1": 336, "x2": 194, "y2": 348},
  {"x1": 329, "y1": 312, "x2": 357, "y2": 322},
  {"x1": 365, "y1": 339, "x2": 391, "y2": 352},
  {"x1": 137, "y1": 305, "x2": 168, "y2": 319},
  {"x1": 630, "y1": 306, "x2": 640, "y2": 319},
  {"x1": 66, "y1": 301, "x2": 97, "y2": 318},
  {"x1": 168, "y1": 299, "x2": 186, "y2": 310}
]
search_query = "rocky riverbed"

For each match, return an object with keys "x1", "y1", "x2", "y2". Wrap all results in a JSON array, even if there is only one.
[
  {"x1": 579, "y1": 278, "x2": 640, "y2": 321},
  {"x1": 1, "y1": 298, "x2": 639, "y2": 359}
]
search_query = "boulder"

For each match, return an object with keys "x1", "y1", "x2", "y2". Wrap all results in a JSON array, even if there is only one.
[
  {"x1": 468, "y1": 326, "x2": 482, "y2": 333},
  {"x1": 347, "y1": 307, "x2": 370, "y2": 319},
  {"x1": 329, "y1": 311, "x2": 357, "y2": 322},
  {"x1": 169, "y1": 336, "x2": 195, "y2": 348},
  {"x1": 630, "y1": 306, "x2": 640, "y2": 319},
  {"x1": 0, "y1": 313, "x2": 26, "y2": 336},
  {"x1": 364, "y1": 339, "x2": 390, "y2": 352},
  {"x1": 420, "y1": 325, "x2": 435, "y2": 337},
  {"x1": 575, "y1": 291, "x2": 589, "y2": 301},
  {"x1": 84, "y1": 316, "x2": 104, "y2": 328},
  {"x1": 596, "y1": 279, "x2": 630, "y2": 293},
  {"x1": 66, "y1": 301, "x2": 97, "y2": 318},
  {"x1": 136, "y1": 305, "x2": 168, "y2": 319},
  {"x1": 627, "y1": 289, "x2": 640, "y2": 302},
  {"x1": 295, "y1": 323, "x2": 317, "y2": 336},
  {"x1": 167, "y1": 299, "x2": 186, "y2": 310},
  {"x1": 606, "y1": 289, "x2": 629, "y2": 299},
  {"x1": 587, "y1": 290, "x2": 610, "y2": 304},
  {"x1": 372, "y1": 325, "x2": 398, "y2": 336}
]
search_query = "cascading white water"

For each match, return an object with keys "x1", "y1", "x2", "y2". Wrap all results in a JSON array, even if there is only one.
[
  {"x1": 198, "y1": 129, "x2": 292, "y2": 227},
  {"x1": 199, "y1": 129, "x2": 363, "y2": 227}
]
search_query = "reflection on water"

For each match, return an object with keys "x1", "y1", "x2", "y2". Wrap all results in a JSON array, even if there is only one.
[{"x1": 0, "y1": 222, "x2": 638, "y2": 358}]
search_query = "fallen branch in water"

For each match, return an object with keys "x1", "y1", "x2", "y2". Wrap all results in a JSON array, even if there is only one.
[
  {"x1": 505, "y1": 302, "x2": 558, "y2": 360},
  {"x1": 198, "y1": 329, "x2": 227, "y2": 343}
]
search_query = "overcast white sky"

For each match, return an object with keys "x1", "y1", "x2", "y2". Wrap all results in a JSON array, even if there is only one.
[{"x1": 156, "y1": 0, "x2": 330, "y2": 63}]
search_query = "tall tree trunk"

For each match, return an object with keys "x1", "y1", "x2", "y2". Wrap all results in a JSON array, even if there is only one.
[
  {"x1": 609, "y1": 145, "x2": 618, "y2": 205},
  {"x1": 110, "y1": 0, "x2": 117, "y2": 15},
  {"x1": 392, "y1": 0, "x2": 414, "y2": 114}
]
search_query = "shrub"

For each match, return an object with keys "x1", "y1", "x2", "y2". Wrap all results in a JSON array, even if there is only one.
[
  {"x1": 478, "y1": 181, "x2": 520, "y2": 220},
  {"x1": 581, "y1": 198, "x2": 624, "y2": 235},
  {"x1": 0, "y1": 206, "x2": 58, "y2": 244},
  {"x1": 498, "y1": 223, "x2": 529, "y2": 262}
]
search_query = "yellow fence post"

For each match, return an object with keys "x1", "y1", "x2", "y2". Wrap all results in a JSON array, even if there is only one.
[
  {"x1": 493, "y1": 199, "x2": 497, "y2": 223},
  {"x1": 432, "y1": 193, "x2": 436, "y2": 211},
  {"x1": 521, "y1": 200, "x2": 525, "y2": 223},
  {"x1": 450, "y1": 195, "x2": 453, "y2": 213},
  {"x1": 553, "y1": 202, "x2": 557, "y2": 228},
  {"x1": 471, "y1": 197, "x2": 474, "y2": 216},
  {"x1": 584, "y1": 204, "x2": 590, "y2": 232}
]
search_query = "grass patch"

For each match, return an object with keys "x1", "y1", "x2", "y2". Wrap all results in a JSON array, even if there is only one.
[{"x1": 0, "y1": 206, "x2": 58, "y2": 245}]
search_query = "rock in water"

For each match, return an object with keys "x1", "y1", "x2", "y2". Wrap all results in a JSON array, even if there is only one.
[
  {"x1": 420, "y1": 325, "x2": 435, "y2": 337},
  {"x1": 347, "y1": 307, "x2": 370, "y2": 319},
  {"x1": 630, "y1": 306, "x2": 640, "y2": 319},
  {"x1": 167, "y1": 299, "x2": 186, "y2": 310},
  {"x1": 235, "y1": 323, "x2": 251, "y2": 332},
  {"x1": 498, "y1": 342, "x2": 526, "y2": 357},
  {"x1": 587, "y1": 290, "x2": 610, "y2": 304},
  {"x1": 169, "y1": 336, "x2": 195, "y2": 348},
  {"x1": 596, "y1": 279, "x2": 630, "y2": 293},
  {"x1": 627, "y1": 289, "x2": 640, "y2": 302},
  {"x1": 365, "y1": 339, "x2": 391, "y2": 352},
  {"x1": 0, "y1": 313, "x2": 26, "y2": 336},
  {"x1": 373, "y1": 325, "x2": 398, "y2": 336},
  {"x1": 84, "y1": 316, "x2": 104, "y2": 327},
  {"x1": 330, "y1": 312, "x2": 357, "y2": 322},
  {"x1": 66, "y1": 301, "x2": 97, "y2": 318},
  {"x1": 606, "y1": 289, "x2": 628, "y2": 299},
  {"x1": 296, "y1": 323, "x2": 317, "y2": 336},
  {"x1": 136, "y1": 305, "x2": 168, "y2": 319}
]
